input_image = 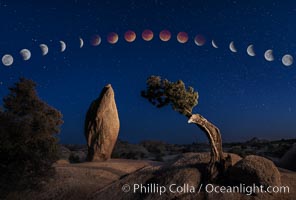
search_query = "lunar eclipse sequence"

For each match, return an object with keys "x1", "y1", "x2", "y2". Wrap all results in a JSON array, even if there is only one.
[{"x1": 1, "y1": 29, "x2": 294, "y2": 67}]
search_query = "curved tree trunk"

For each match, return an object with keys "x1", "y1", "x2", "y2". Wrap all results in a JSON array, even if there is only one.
[{"x1": 187, "y1": 113, "x2": 230, "y2": 181}]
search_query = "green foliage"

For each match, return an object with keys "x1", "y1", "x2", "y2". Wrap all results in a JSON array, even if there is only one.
[
  {"x1": 141, "y1": 75, "x2": 198, "y2": 116},
  {"x1": 0, "y1": 78, "x2": 63, "y2": 195}
]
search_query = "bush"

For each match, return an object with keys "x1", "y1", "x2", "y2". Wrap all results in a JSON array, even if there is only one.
[
  {"x1": 69, "y1": 153, "x2": 80, "y2": 163},
  {"x1": 0, "y1": 78, "x2": 63, "y2": 196}
]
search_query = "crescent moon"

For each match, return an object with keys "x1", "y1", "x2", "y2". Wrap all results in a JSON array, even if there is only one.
[
  {"x1": 20, "y1": 49, "x2": 31, "y2": 61},
  {"x1": 211, "y1": 40, "x2": 218, "y2": 48},
  {"x1": 247, "y1": 44, "x2": 255, "y2": 56},
  {"x1": 2, "y1": 54, "x2": 14, "y2": 66},
  {"x1": 264, "y1": 49, "x2": 274, "y2": 62},
  {"x1": 229, "y1": 41, "x2": 237, "y2": 53},
  {"x1": 40, "y1": 44, "x2": 49, "y2": 56},
  {"x1": 60, "y1": 41, "x2": 66, "y2": 52},
  {"x1": 282, "y1": 54, "x2": 293, "y2": 67},
  {"x1": 79, "y1": 37, "x2": 84, "y2": 48}
]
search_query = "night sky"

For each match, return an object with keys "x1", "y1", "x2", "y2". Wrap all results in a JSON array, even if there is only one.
[{"x1": 0, "y1": 0, "x2": 296, "y2": 144}]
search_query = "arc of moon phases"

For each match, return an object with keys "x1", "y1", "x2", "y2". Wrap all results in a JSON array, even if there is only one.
[
  {"x1": 247, "y1": 44, "x2": 255, "y2": 56},
  {"x1": 282, "y1": 54, "x2": 293, "y2": 67},
  {"x1": 40, "y1": 44, "x2": 49, "y2": 56},
  {"x1": 20, "y1": 49, "x2": 31, "y2": 61},
  {"x1": 264, "y1": 49, "x2": 274, "y2": 62},
  {"x1": 142, "y1": 29, "x2": 153, "y2": 41},
  {"x1": 79, "y1": 37, "x2": 84, "y2": 48},
  {"x1": 90, "y1": 35, "x2": 101, "y2": 46},
  {"x1": 159, "y1": 30, "x2": 171, "y2": 42},
  {"x1": 229, "y1": 41, "x2": 237, "y2": 53},
  {"x1": 124, "y1": 30, "x2": 136, "y2": 42},
  {"x1": 2, "y1": 54, "x2": 14, "y2": 66},
  {"x1": 60, "y1": 41, "x2": 66, "y2": 52},
  {"x1": 211, "y1": 40, "x2": 218, "y2": 48},
  {"x1": 177, "y1": 32, "x2": 188, "y2": 43},
  {"x1": 107, "y1": 32, "x2": 119, "y2": 44},
  {"x1": 194, "y1": 34, "x2": 206, "y2": 46}
]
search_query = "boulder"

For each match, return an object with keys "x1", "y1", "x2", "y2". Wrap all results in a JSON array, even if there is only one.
[
  {"x1": 84, "y1": 84, "x2": 120, "y2": 161},
  {"x1": 279, "y1": 143, "x2": 296, "y2": 171},
  {"x1": 229, "y1": 155, "x2": 281, "y2": 188}
]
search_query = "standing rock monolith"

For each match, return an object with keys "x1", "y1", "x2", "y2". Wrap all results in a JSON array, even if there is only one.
[{"x1": 84, "y1": 84, "x2": 120, "y2": 161}]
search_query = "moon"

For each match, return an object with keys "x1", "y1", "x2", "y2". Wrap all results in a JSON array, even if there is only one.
[
  {"x1": 79, "y1": 37, "x2": 84, "y2": 48},
  {"x1": 2, "y1": 54, "x2": 14, "y2": 66},
  {"x1": 264, "y1": 49, "x2": 274, "y2": 62},
  {"x1": 20, "y1": 49, "x2": 31, "y2": 61},
  {"x1": 142, "y1": 29, "x2": 153, "y2": 41},
  {"x1": 211, "y1": 40, "x2": 218, "y2": 48},
  {"x1": 159, "y1": 30, "x2": 171, "y2": 42},
  {"x1": 60, "y1": 41, "x2": 66, "y2": 52},
  {"x1": 194, "y1": 34, "x2": 206, "y2": 46},
  {"x1": 247, "y1": 44, "x2": 255, "y2": 56},
  {"x1": 282, "y1": 54, "x2": 293, "y2": 67},
  {"x1": 124, "y1": 30, "x2": 136, "y2": 42},
  {"x1": 229, "y1": 41, "x2": 237, "y2": 53},
  {"x1": 107, "y1": 32, "x2": 119, "y2": 44},
  {"x1": 90, "y1": 35, "x2": 101, "y2": 46},
  {"x1": 40, "y1": 44, "x2": 49, "y2": 56},
  {"x1": 177, "y1": 32, "x2": 188, "y2": 43}
]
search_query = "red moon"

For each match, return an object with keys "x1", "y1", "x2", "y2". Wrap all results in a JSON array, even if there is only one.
[
  {"x1": 194, "y1": 34, "x2": 206, "y2": 46},
  {"x1": 159, "y1": 30, "x2": 171, "y2": 42},
  {"x1": 107, "y1": 32, "x2": 119, "y2": 44},
  {"x1": 177, "y1": 32, "x2": 188, "y2": 43},
  {"x1": 124, "y1": 30, "x2": 136, "y2": 42},
  {"x1": 142, "y1": 29, "x2": 154, "y2": 41},
  {"x1": 90, "y1": 35, "x2": 101, "y2": 46}
]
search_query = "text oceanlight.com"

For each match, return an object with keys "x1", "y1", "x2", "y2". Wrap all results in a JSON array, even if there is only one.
[{"x1": 121, "y1": 183, "x2": 290, "y2": 196}]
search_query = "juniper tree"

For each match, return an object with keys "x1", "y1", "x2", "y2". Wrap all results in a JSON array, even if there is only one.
[
  {"x1": 0, "y1": 78, "x2": 63, "y2": 195},
  {"x1": 141, "y1": 75, "x2": 231, "y2": 180}
]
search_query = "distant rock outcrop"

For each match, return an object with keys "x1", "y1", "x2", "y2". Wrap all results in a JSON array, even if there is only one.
[
  {"x1": 279, "y1": 143, "x2": 296, "y2": 171},
  {"x1": 84, "y1": 84, "x2": 120, "y2": 161},
  {"x1": 229, "y1": 155, "x2": 281, "y2": 187}
]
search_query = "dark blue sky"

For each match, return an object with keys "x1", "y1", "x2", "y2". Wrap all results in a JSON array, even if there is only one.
[{"x1": 0, "y1": 0, "x2": 295, "y2": 144}]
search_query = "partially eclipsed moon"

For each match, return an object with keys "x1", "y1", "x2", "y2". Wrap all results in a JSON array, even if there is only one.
[
  {"x1": 282, "y1": 54, "x2": 293, "y2": 67},
  {"x1": 211, "y1": 40, "x2": 218, "y2": 48},
  {"x1": 264, "y1": 49, "x2": 274, "y2": 62},
  {"x1": 194, "y1": 35, "x2": 206, "y2": 46},
  {"x1": 247, "y1": 44, "x2": 255, "y2": 56},
  {"x1": 107, "y1": 32, "x2": 119, "y2": 44},
  {"x1": 20, "y1": 49, "x2": 31, "y2": 61},
  {"x1": 142, "y1": 29, "x2": 154, "y2": 41},
  {"x1": 2, "y1": 54, "x2": 13, "y2": 66},
  {"x1": 124, "y1": 30, "x2": 136, "y2": 42},
  {"x1": 79, "y1": 37, "x2": 84, "y2": 48},
  {"x1": 159, "y1": 30, "x2": 171, "y2": 42},
  {"x1": 40, "y1": 44, "x2": 49, "y2": 56},
  {"x1": 177, "y1": 32, "x2": 188, "y2": 43},
  {"x1": 60, "y1": 41, "x2": 66, "y2": 52},
  {"x1": 90, "y1": 35, "x2": 102, "y2": 46},
  {"x1": 229, "y1": 41, "x2": 237, "y2": 53}
]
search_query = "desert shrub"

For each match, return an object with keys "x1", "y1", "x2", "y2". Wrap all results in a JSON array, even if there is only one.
[
  {"x1": 69, "y1": 153, "x2": 80, "y2": 163},
  {"x1": 154, "y1": 154, "x2": 164, "y2": 162},
  {"x1": 0, "y1": 78, "x2": 63, "y2": 196}
]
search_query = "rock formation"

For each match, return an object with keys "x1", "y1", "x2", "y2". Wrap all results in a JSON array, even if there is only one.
[
  {"x1": 279, "y1": 143, "x2": 296, "y2": 171},
  {"x1": 229, "y1": 155, "x2": 281, "y2": 187},
  {"x1": 90, "y1": 153, "x2": 291, "y2": 200},
  {"x1": 84, "y1": 84, "x2": 120, "y2": 161}
]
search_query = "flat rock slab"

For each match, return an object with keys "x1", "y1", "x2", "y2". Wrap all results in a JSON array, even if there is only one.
[{"x1": 10, "y1": 159, "x2": 161, "y2": 200}]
